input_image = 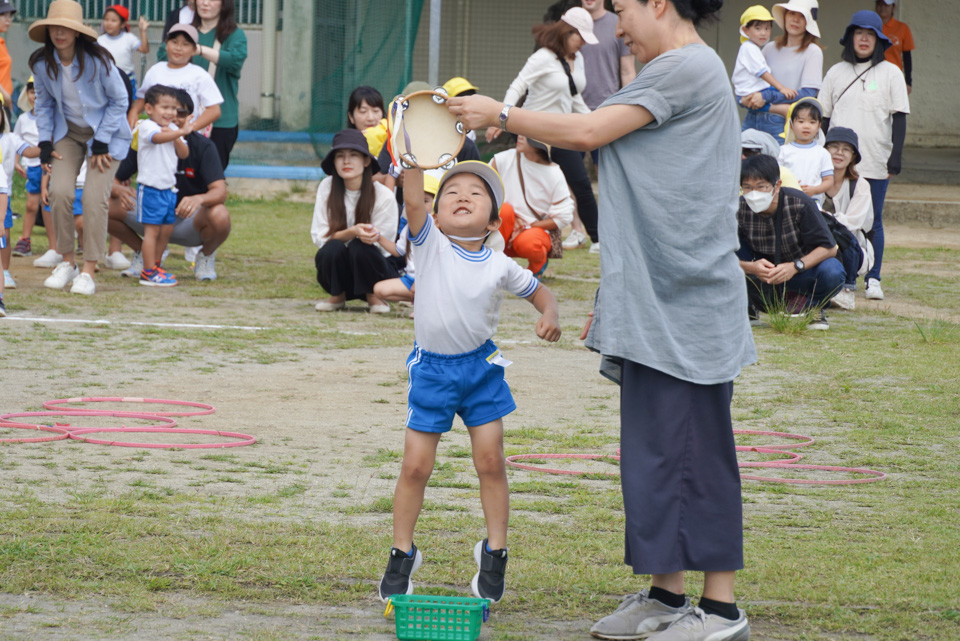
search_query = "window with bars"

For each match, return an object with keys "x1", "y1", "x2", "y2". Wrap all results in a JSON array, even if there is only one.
[{"x1": 14, "y1": 0, "x2": 272, "y2": 25}]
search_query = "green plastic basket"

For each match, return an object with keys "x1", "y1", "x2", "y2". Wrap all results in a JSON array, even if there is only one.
[{"x1": 386, "y1": 594, "x2": 490, "y2": 641}]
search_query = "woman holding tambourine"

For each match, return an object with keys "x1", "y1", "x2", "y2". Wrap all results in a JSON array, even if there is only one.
[
  {"x1": 488, "y1": 7, "x2": 600, "y2": 251},
  {"x1": 453, "y1": 0, "x2": 756, "y2": 638}
]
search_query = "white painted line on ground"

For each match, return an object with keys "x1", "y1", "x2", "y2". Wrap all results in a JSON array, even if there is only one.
[{"x1": 3, "y1": 316, "x2": 268, "y2": 331}]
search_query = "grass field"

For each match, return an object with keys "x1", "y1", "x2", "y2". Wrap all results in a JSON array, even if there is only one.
[{"x1": 0, "y1": 189, "x2": 958, "y2": 641}]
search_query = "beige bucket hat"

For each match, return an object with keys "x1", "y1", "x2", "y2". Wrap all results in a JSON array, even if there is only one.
[{"x1": 29, "y1": 0, "x2": 99, "y2": 44}]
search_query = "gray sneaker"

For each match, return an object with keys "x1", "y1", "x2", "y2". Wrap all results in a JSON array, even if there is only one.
[
  {"x1": 194, "y1": 251, "x2": 217, "y2": 281},
  {"x1": 121, "y1": 251, "x2": 144, "y2": 278},
  {"x1": 591, "y1": 589, "x2": 691, "y2": 640},
  {"x1": 647, "y1": 607, "x2": 749, "y2": 641}
]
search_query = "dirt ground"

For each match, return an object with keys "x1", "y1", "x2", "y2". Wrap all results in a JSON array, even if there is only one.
[{"x1": 0, "y1": 223, "x2": 952, "y2": 640}]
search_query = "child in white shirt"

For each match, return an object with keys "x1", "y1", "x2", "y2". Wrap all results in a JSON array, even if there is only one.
[
  {"x1": 0, "y1": 104, "x2": 41, "y2": 289},
  {"x1": 733, "y1": 6, "x2": 797, "y2": 106},
  {"x1": 778, "y1": 97, "x2": 834, "y2": 207},
  {"x1": 129, "y1": 24, "x2": 223, "y2": 136},
  {"x1": 378, "y1": 161, "x2": 560, "y2": 605},
  {"x1": 135, "y1": 85, "x2": 191, "y2": 286},
  {"x1": 12, "y1": 79, "x2": 48, "y2": 260},
  {"x1": 97, "y1": 5, "x2": 149, "y2": 97}
]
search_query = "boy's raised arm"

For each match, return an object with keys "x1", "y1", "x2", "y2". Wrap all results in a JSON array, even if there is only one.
[{"x1": 403, "y1": 166, "x2": 427, "y2": 237}]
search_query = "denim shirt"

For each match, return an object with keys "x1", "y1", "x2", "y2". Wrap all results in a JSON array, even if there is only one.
[{"x1": 32, "y1": 50, "x2": 132, "y2": 160}]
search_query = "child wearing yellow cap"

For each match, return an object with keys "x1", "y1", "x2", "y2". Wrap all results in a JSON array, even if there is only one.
[{"x1": 733, "y1": 6, "x2": 798, "y2": 107}]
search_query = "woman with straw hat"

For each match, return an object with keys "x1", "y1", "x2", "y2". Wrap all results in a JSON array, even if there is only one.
[{"x1": 28, "y1": 0, "x2": 132, "y2": 296}]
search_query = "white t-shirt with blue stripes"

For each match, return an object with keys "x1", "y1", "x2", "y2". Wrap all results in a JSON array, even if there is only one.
[{"x1": 410, "y1": 216, "x2": 539, "y2": 355}]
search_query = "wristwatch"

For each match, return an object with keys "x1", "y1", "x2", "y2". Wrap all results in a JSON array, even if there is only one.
[
  {"x1": 498, "y1": 104, "x2": 513, "y2": 132},
  {"x1": 793, "y1": 259, "x2": 805, "y2": 272}
]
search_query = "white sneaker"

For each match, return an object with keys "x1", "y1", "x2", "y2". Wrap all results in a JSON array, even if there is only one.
[
  {"x1": 44, "y1": 261, "x2": 79, "y2": 290},
  {"x1": 33, "y1": 249, "x2": 63, "y2": 268},
  {"x1": 562, "y1": 229, "x2": 587, "y2": 250},
  {"x1": 315, "y1": 300, "x2": 346, "y2": 312},
  {"x1": 865, "y1": 278, "x2": 884, "y2": 300},
  {"x1": 589, "y1": 240, "x2": 601, "y2": 255},
  {"x1": 3, "y1": 270, "x2": 15, "y2": 289},
  {"x1": 104, "y1": 251, "x2": 132, "y2": 270},
  {"x1": 69, "y1": 272, "x2": 96, "y2": 296},
  {"x1": 121, "y1": 251, "x2": 144, "y2": 278},
  {"x1": 194, "y1": 251, "x2": 217, "y2": 281},
  {"x1": 831, "y1": 287, "x2": 855, "y2": 311},
  {"x1": 369, "y1": 303, "x2": 391, "y2": 314}
]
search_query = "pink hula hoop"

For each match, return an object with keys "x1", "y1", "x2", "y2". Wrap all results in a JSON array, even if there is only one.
[
  {"x1": 0, "y1": 423, "x2": 70, "y2": 443},
  {"x1": 504, "y1": 429, "x2": 885, "y2": 485},
  {"x1": 0, "y1": 411, "x2": 178, "y2": 431},
  {"x1": 43, "y1": 397, "x2": 216, "y2": 417},
  {"x1": 67, "y1": 427, "x2": 256, "y2": 449}
]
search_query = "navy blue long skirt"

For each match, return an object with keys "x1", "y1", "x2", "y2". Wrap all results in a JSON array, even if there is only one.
[{"x1": 619, "y1": 360, "x2": 744, "y2": 575}]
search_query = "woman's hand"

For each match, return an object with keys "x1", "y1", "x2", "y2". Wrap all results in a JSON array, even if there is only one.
[
  {"x1": 579, "y1": 311, "x2": 594, "y2": 341},
  {"x1": 448, "y1": 95, "x2": 502, "y2": 134},
  {"x1": 91, "y1": 153, "x2": 114, "y2": 173},
  {"x1": 485, "y1": 127, "x2": 502, "y2": 143},
  {"x1": 354, "y1": 223, "x2": 381, "y2": 245}
]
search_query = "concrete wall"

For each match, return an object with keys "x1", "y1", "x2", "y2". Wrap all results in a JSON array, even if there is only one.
[
  {"x1": 5, "y1": 0, "x2": 956, "y2": 145},
  {"x1": 409, "y1": 0, "x2": 957, "y2": 148}
]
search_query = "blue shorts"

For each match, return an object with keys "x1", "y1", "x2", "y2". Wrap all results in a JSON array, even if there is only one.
[
  {"x1": 4, "y1": 197, "x2": 11, "y2": 229},
  {"x1": 127, "y1": 72, "x2": 138, "y2": 98},
  {"x1": 25, "y1": 165, "x2": 43, "y2": 194},
  {"x1": 405, "y1": 340, "x2": 516, "y2": 433},
  {"x1": 42, "y1": 187, "x2": 83, "y2": 216},
  {"x1": 137, "y1": 184, "x2": 177, "y2": 226},
  {"x1": 400, "y1": 274, "x2": 415, "y2": 290}
]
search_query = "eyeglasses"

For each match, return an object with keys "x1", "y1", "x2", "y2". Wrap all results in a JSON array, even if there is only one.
[{"x1": 741, "y1": 183, "x2": 775, "y2": 193}]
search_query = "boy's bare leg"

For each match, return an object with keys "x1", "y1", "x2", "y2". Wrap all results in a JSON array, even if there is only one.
[
  {"x1": 467, "y1": 419, "x2": 508, "y2": 549},
  {"x1": 374, "y1": 278, "x2": 414, "y2": 303},
  {"x1": 156, "y1": 224, "x2": 174, "y2": 266},
  {"x1": 21, "y1": 194, "x2": 40, "y2": 240},
  {"x1": 392, "y1": 428, "x2": 442, "y2": 552},
  {"x1": 141, "y1": 224, "x2": 160, "y2": 272},
  {"x1": 2, "y1": 231, "x2": 11, "y2": 271}
]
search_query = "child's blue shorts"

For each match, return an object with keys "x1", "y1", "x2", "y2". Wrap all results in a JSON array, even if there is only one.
[
  {"x1": 25, "y1": 165, "x2": 43, "y2": 194},
  {"x1": 400, "y1": 274, "x2": 415, "y2": 290},
  {"x1": 137, "y1": 184, "x2": 177, "y2": 226},
  {"x1": 42, "y1": 188, "x2": 84, "y2": 216},
  {"x1": 4, "y1": 193, "x2": 11, "y2": 229},
  {"x1": 405, "y1": 339, "x2": 516, "y2": 433}
]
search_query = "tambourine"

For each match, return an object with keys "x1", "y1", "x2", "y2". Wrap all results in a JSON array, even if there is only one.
[{"x1": 388, "y1": 89, "x2": 465, "y2": 171}]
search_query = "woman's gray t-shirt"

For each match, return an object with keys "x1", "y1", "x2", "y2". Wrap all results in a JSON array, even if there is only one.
[{"x1": 587, "y1": 44, "x2": 756, "y2": 385}]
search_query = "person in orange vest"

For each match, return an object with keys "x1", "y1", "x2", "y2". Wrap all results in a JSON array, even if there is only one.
[{"x1": 875, "y1": 0, "x2": 914, "y2": 93}]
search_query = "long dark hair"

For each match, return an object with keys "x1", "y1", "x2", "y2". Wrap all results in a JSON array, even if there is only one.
[
  {"x1": 326, "y1": 160, "x2": 377, "y2": 236},
  {"x1": 775, "y1": 31, "x2": 820, "y2": 53},
  {"x1": 193, "y1": 0, "x2": 238, "y2": 43},
  {"x1": 29, "y1": 33, "x2": 117, "y2": 82},
  {"x1": 840, "y1": 31, "x2": 886, "y2": 65}
]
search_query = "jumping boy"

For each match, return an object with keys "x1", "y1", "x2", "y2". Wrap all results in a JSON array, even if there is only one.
[
  {"x1": 778, "y1": 97, "x2": 834, "y2": 208},
  {"x1": 135, "y1": 84, "x2": 191, "y2": 286},
  {"x1": 379, "y1": 162, "x2": 561, "y2": 604},
  {"x1": 733, "y1": 6, "x2": 798, "y2": 108}
]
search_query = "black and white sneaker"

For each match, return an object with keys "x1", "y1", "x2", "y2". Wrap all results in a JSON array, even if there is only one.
[
  {"x1": 0, "y1": 296, "x2": 6, "y2": 317},
  {"x1": 471, "y1": 539, "x2": 507, "y2": 603},
  {"x1": 378, "y1": 544, "x2": 423, "y2": 602},
  {"x1": 809, "y1": 309, "x2": 829, "y2": 330}
]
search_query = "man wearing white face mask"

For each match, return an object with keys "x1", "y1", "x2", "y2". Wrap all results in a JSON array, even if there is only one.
[{"x1": 736, "y1": 154, "x2": 843, "y2": 330}]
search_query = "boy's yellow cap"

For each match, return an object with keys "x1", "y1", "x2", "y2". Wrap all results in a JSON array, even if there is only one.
[
  {"x1": 423, "y1": 174, "x2": 440, "y2": 197},
  {"x1": 17, "y1": 79, "x2": 34, "y2": 113},
  {"x1": 442, "y1": 77, "x2": 478, "y2": 97},
  {"x1": 740, "y1": 5, "x2": 775, "y2": 43}
]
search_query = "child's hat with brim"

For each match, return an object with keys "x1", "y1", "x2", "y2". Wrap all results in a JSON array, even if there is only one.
[
  {"x1": 16, "y1": 78, "x2": 34, "y2": 114},
  {"x1": 772, "y1": 0, "x2": 820, "y2": 39},
  {"x1": 29, "y1": 0, "x2": 99, "y2": 43},
  {"x1": 167, "y1": 23, "x2": 199, "y2": 45},
  {"x1": 437, "y1": 161, "x2": 504, "y2": 215},
  {"x1": 780, "y1": 96, "x2": 823, "y2": 142},
  {"x1": 321, "y1": 129, "x2": 381, "y2": 177},
  {"x1": 739, "y1": 5, "x2": 775, "y2": 43}
]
